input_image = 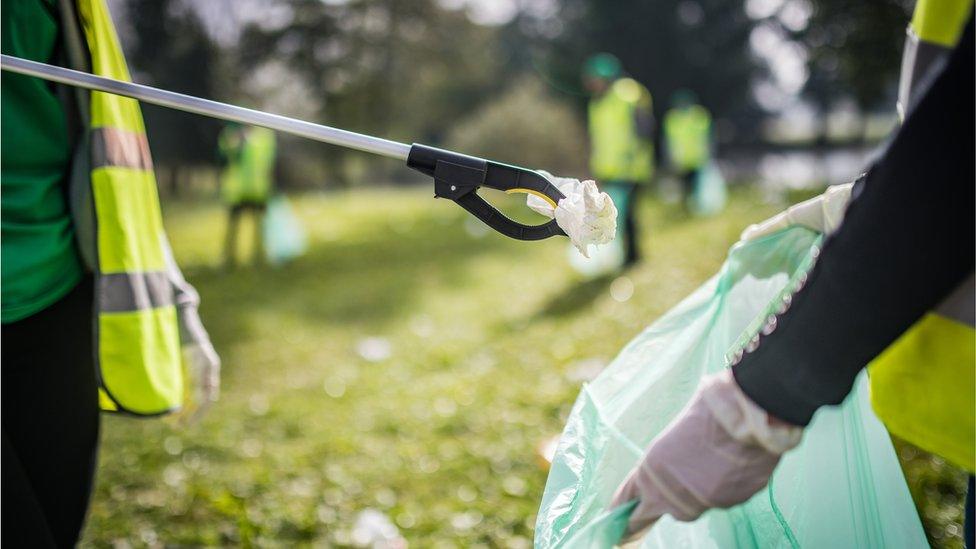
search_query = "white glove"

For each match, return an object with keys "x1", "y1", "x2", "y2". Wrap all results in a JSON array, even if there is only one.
[
  {"x1": 528, "y1": 171, "x2": 617, "y2": 257},
  {"x1": 180, "y1": 342, "x2": 221, "y2": 424},
  {"x1": 163, "y1": 239, "x2": 221, "y2": 424},
  {"x1": 740, "y1": 182, "x2": 854, "y2": 241},
  {"x1": 609, "y1": 370, "x2": 802, "y2": 541}
]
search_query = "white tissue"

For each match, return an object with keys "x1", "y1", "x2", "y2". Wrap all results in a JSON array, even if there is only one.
[{"x1": 528, "y1": 171, "x2": 617, "y2": 257}]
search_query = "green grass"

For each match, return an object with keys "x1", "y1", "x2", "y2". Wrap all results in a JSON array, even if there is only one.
[{"x1": 80, "y1": 187, "x2": 968, "y2": 547}]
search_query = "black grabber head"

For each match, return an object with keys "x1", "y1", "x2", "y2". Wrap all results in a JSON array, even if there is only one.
[{"x1": 405, "y1": 144, "x2": 567, "y2": 241}]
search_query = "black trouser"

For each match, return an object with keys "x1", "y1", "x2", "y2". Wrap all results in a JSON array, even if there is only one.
[
  {"x1": 224, "y1": 200, "x2": 267, "y2": 268},
  {"x1": 605, "y1": 181, "x2": 641, "y2": 266},
  {"x1": 966, "y1": 475, "x2": 974, "y2": 549},
  {"x1": 2, "y1": 277, "x2": 100, "y2": 548},
  {"x1": 679, "y1": 167, "x2": 701, "y2": 210}
]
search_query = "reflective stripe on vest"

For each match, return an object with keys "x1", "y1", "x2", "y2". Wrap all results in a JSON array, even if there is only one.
[
  {"x1": 75, "y1": 0, "x2": 183, "y2": 415},
  {"x1": 869, "y1": 274, "x2": 975, "y2": 471},
  {"x1": 588, "y1": 78, "x2": 654, "y2": 182},
  {"x1": 896, "y1": 0, "x2": 973, "y2": 119}
]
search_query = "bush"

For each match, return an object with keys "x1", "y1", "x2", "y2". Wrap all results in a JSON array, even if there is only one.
[{"x1": 446, "y1": 77, "x2": 588, "y2": 176}]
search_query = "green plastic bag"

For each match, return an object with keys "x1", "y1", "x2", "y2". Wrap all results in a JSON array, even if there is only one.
[
  {"x1": 263, "y1": 196, "x2": 307, "y2": 266},
  {"x1": 535, "y1": 227, "x2": 927, "y2": 548},
  {"x1": 687, "y1": 162, "x2": 727, "y2": 217}
]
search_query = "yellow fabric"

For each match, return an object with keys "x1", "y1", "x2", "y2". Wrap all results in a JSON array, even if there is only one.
[
  {"x1": 99, "y1": 306, "x2": 182, "y2": 415},
  {"x1": 98, "y1": 389, "x2": 118, "y2": 411},
  {"x1": 910, "y1": 0, "x2": 973, "y2": 46},
  {"x1": 664, "y1": 105, "x2": 711, "y2": 171},
  {"x1": 76, "y1": 0, "x2": 184, "y2": 414},
  {"x1": 588, "y1": 78, "x2": 654, "y2": 182},
  {"x1": 91, "y1": 168, "x2": 166, "y2": 273},
  {"x1": 77, "y1": 0, "x2": 145, "y2": 133},
  {"x1": 869, "y1": 313, "x2": 975, "y2": 472}
]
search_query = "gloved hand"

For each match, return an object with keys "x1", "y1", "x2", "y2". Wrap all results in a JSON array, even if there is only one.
[
  {"x1": 528, "y1": 171, "x2": 617, "y2": 257},
  {"x1": 609, "y1": 370, "x2": 803, "y2": 541},
  {"x1": 163, "y1": 239, "x2": 221, "y2": 424},
  {"x1": 181, "y1": 341, "x2": 221, "y2": 423},
  {"x1": 740, "y1": 182, "x2": 854, "y2": 241}
]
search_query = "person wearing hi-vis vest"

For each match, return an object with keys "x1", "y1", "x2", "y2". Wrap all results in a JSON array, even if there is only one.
[
  {"x1": 1, "y1": 0, "x2": 220, "y2": 545},
  {"x1": 219, "y1": 122, "x2": 277, "y2": 268},
  {"x1": 663, "y1": 90, "x2": 711, "y2": 211},
  {"x1": 610, "y1": 6, "x2": 975, "y2": 547},
  {"x1": 584, "y1": 53, "x2": 654, "y2": 268}
]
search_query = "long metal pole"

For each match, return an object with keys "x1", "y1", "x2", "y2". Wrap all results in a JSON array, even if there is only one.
[{"x1": 0, "y1": 54, "x2": 412, "y2": 161}]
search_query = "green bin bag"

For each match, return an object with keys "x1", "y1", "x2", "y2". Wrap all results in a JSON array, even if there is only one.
[
  {"x1": 263, "y1": 196, "x2": 307, "y2": 266},
  {"x1": 535, "y1": 227, "x2": 927, "y2": 548},
  {"x1": 688, "y1": 162, "x2": 728, "y2": 217}
]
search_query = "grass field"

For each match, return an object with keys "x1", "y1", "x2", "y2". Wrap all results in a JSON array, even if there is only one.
[{"x1": 81, "y1": 187, "x2": 968, "y2": 547}]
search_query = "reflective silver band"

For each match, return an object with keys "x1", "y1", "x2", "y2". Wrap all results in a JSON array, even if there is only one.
[
  {"x1": 897, "y1": 28, "x2": 951, "y2": 120},
  {"x1": 91, "y1": 127, "x2": 153, "y2": 170},
  {"x1": 935, "y1": 273, "x2": 975, "y2": 328},
  {"x1": 99, "y1": 271, "x2": 174, "y2": 313}
]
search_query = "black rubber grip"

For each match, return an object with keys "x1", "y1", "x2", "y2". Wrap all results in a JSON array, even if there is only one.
[{"x1": 455, "y1": 193, "x2": 565, "y2": 241}]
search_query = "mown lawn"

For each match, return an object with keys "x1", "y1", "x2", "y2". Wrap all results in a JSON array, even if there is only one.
[{"x1": 81, "y1": 187, "x2": 967, "y2": 547}]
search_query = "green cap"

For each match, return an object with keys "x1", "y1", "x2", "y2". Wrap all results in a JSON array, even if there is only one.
[{"x1": 583, "y1": 53, "x2": 622, "y2": 80}]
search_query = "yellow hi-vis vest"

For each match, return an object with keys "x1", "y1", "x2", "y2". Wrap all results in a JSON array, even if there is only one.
[
  {"x1": 219, "y1": 126, "x2": 277, "y2": 205},
  {"x1": 588, "y1": 78, "x2": 654, "y2": 183},
  {"x1": 870, "y1": 0, "x2": 975, "y2": 472},
  {"x1": 60, "y1": 0, "x2": 219, "y2": 415},
  {"x1": 664, "y1": 105, "x2": 711, "y2": 172}
]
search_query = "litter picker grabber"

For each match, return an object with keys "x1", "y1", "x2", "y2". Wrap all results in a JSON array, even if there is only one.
[{"x1": 1, "y1": 54, "x2": 566, "y2": 241}]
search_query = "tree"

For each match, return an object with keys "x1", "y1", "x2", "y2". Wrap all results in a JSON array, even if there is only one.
[
  {"x1": 234, "y1": 0, "x2": 508, "y2": 186},
  {"x1": 117, "y1": 0, "x2": 223, "y2": 194},
  {"x1": 521, "y1": 0, "x2": 767, "y2": 144},
  {"x1": 798, "y1": 0, "x2": 912, "y2": 110}
]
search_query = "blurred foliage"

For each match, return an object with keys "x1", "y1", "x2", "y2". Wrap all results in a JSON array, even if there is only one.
[
  {"x1": 520, "y1": 0, "x2": 765, "y2": 143},
  {"x1": 79, "y1": 189, "x2": 968, "y2": 546},
  {"x1": 799, "y1": 0, "x2": 913, "y2": 109},
  {"x1": 894, "y1": 437, "x2": 970, "y2": 548},
  {"x1": 445, "y1": 78, "x2": 588, "y2": 175},
  {"x1": 118, "y1": 0, "x2": 223, "y2": 194},
  {"x1": 233, "y1": 0, "x2": 506, "y2": 187}
]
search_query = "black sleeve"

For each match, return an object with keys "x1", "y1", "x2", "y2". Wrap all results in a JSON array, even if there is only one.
[{"x1": 732, "y1": 17, "x2": 975, "y2": 426}]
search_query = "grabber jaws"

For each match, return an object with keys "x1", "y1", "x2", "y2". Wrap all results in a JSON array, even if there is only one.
[{"x1": 406, "y1": 144, "x2": 567, "y2": 241}]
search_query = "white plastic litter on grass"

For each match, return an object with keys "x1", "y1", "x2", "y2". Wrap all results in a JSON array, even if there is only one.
[
  {"x1": 528, "y1": 171, "x2": 617, "y2": 257},
  {"x1": 356, "y1": 337, "x2": 392, "y2": 362},
  {"x1": 351, "y1": 509, "x2": 407, "y2": 548}
]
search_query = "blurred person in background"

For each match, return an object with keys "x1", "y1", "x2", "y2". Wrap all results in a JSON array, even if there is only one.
[
  {"x1": 611, "y1": 4, "x2": 974, "y2": 546},
  {"x1": 583, "y1": 53, "x2": 654, "y2": 268},
  {"x1": 663, "y1": 90, "x2": 712, "y2": 212},
  {"x1": 219, "y1": 123, "x2": 277, "y2": 268},
  {"x1": 1, "y1": 0, "x2": 218, "y2": 545}
]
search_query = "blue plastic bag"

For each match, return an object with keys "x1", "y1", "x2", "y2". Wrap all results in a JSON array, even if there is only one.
[
  {"x1": 535, "y1": 227, "x2": 927, "y2": 548},
  {"x1": 263, "y1": 196, "x2": 307, "y2": 266}
]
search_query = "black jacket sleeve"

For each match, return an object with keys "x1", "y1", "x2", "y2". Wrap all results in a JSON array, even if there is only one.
[{"x1": 732, "y1": 17, "x2": 975, "y2": 426}]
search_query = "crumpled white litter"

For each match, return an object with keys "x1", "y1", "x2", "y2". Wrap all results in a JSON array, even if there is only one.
[{"x1": 528, "y1": 171, "x2": 617, "y2": 257}]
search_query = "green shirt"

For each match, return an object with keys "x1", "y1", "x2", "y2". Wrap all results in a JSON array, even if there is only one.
[{"x1": 1, "y1": 0, "x2": 83, "y2": 323}]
